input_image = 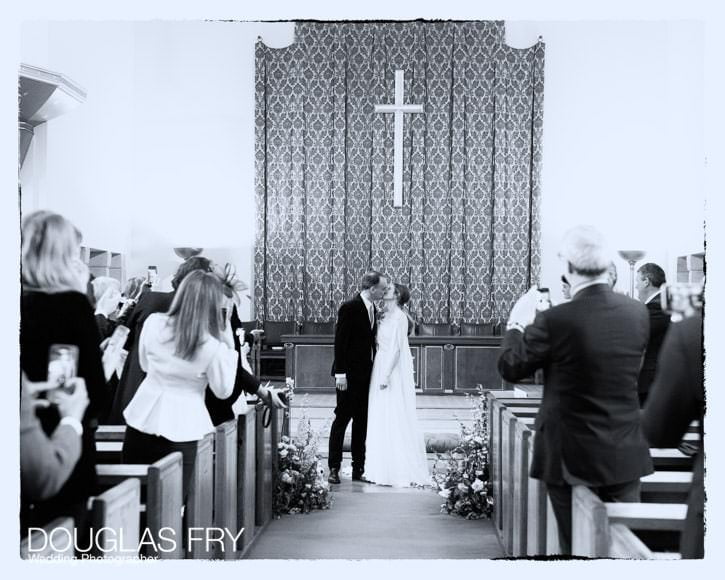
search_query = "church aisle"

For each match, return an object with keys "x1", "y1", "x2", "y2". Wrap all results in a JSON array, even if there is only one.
[{"x1": 246, "y1": 479, "x2": 504, "y2": 559}]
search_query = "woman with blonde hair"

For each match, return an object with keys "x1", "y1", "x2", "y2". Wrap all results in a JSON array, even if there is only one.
[
  {"x1": 20, "y1": 210, "x2": 107, "y2": 537},
  {"x1": 122, "y1": 269, "x2": 238, "y2": 497},
  {"x1": 22, "y1": 210, "x2": 89, "y2": 293}
]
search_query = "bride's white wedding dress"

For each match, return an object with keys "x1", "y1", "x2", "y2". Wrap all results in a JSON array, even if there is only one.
[{"x1": 365, "y1": 306, "x2": 430, "y2": 487}]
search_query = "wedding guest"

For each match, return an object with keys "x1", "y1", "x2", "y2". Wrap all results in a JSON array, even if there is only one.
[
  {"x1": 21, "y1": 374, "x2": 89, "y2": 502},
  {"x1": 641, "y1": 311, "x2": 704, "y2": 558},
  {"x1": 20, "y1": 210, "x2": 107, "y2": 534},
  {"x1": 498, "y1": 226, "x2": 652, "y2": 554},
  {"x1": 109, "y1": 257, "x2": 216, "y2": 422},
  {"x1": 635, "y1": 262, "x2": 670, "y2": 406},
  {"x1": 121, "y1": 270, "x2": 238, "y2": 497},
  {"x1": 110, "y1": 257, "x2": 284, "y2": 425},
  {"x1": 123, "y1": 276, "x2": 146, "y2": 301},
  {"x1": 204, "y1": 263, "x2": 285, "y2": 425},
  {"x1": 91, "y1": 276, "x2": 121, "y2": 307},
  {"x1": 91, "y1": 276, "x2": 123, "y2": 340}
]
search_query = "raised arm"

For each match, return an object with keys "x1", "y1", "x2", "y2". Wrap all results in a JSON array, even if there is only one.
[
  {"x1": 497, "y1": 311, "x2": 552, "y2": 382},
  {"x1": 207, "y1": 341, "x2": 239, "y2": 400}
]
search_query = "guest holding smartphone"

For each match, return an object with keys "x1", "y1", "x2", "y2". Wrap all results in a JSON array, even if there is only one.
[
  {"x1": 20, "y1": 210, "x2": 107, "y2": 536},
  {"x1": 21, "y1": 373, "x2": 90, "y2": 503},
  {"x1": 121, "y1": 270, "x2": 238, "y2": 498}
]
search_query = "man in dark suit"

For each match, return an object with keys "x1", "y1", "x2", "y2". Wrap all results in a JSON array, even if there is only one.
[
  {"x1": 642, "y1": 311, "x2": 704, "y2": 558},
  {"x1": 635, "y1": 262, "x2": 670, "y2": 406},
  {"x1": 108, "y1": 257, "x2": 282, "y2": 425},
  {"x1": 498, "y1": 226, "x2": 653, "y2": 555},
  {"x1": 328, "y1": 270, "x2": 389, "y2": 484}
]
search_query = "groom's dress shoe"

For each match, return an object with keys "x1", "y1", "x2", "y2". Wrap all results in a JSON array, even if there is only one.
[
  {"x1": 328, "y1": 468, "x2": 341, "y2": 484},
  {"x1": 352, "y1": 472, "x2": 372, "y2": 484}
]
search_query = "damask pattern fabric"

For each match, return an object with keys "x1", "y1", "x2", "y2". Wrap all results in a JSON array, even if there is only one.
[{"x1": 255, "y1": 21, "x2": 544, "y2": 326}]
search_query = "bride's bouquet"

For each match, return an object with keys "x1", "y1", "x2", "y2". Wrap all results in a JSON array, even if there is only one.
[
  {"x1": 273, "y1": 395, "x2": 333, "y2": 516},
  {"x1": 432, "y1": 385, "x2": 494, "y2": 519}
]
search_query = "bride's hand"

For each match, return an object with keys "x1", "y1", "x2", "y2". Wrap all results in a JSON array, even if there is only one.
[{"x1": 380, "y1": 383, "x2": 388, "y2": 390}]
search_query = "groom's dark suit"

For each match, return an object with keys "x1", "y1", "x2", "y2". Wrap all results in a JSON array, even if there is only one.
[{"x1": 329, "y1": 293, "x2": 377, "y2": 475}]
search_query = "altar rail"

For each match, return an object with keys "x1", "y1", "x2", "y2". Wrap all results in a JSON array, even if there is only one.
[{"x1": 283, "y1": 334, "x2": 507, "y2": 393}]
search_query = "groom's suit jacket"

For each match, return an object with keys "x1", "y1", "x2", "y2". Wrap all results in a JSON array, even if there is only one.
[{"x1": 331, "y1": 294, "x2": 377, "y2": 388}]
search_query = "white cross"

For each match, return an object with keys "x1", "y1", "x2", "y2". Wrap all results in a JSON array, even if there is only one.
[{"x1": 374, "y1": 70, "x2": 424, "y2": 208}]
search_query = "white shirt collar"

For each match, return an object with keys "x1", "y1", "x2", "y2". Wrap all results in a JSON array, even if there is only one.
[
  {"x1": 644, "y1": 288, "x2": 663, "y2": 305},
  {"x1": 360, "y1": 292, "x2": 374, "y2": 311},
  {"x1": 570, "y1": 276, "x2": 610, "y2": 298}
]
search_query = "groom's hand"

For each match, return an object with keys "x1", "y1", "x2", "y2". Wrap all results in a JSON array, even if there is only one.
[{"x1": 335, "y1": 377, "x2": 348, "y2": 391}]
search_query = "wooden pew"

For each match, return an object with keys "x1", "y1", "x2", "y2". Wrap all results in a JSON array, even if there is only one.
[
  {"x1": 255, "y1": 403, "x2": 273, "y2": 529},
  {"x1": 641, "y1": 471, "x2": 692, "y2": 503},
  {"x1": 20, "y1": 517, "x2": 74, "y2": 559},
  {"x1": 254, "y1": 403, "x2": 289, "y2": 534},
  {"x1": 486, "y1": 394, "x2": 541, "y2": 535},
  {"x1": 493, "y1": 395, "x2": 699, "y2": 558},
  {"x1": 95, "y1": 425, "x2": 126, "y2": 441},
  {"x1": 89, "y1": 478, "x2": 141, "y2": 558},
  {"x1": 94, "y1": 427, "x2": 216, "y2": 559},
  {"x1": 504, "y1": 410, "x2": 561, "y2": 557},
  {"x1": 187, "y1": 431, "x2": 215, "y2": 559},
  {"x1": 96, "y1": 440, "x2": 123, "y2": 463},
  {"x1": 236, "y1": 404, "x2": 257, "y2": 555},
  {"x1": 213, "y1": 419, "x2": 238, "y2": 559},
  {"x1": 571, "y1": 485, "x2": 686, "y2": 558},
  {"x1": 651, "y1": 448, "x2": 695, "y2": 471},
  {"x1": 95, "y1": 452, "x2": 184, "y2": 559}
]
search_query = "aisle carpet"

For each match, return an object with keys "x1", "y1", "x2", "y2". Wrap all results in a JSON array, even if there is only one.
[{"x1": 246, "y1": 478, "x2": 504, "y2": 559}]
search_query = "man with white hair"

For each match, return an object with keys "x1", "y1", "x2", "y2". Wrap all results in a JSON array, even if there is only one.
[{"x1": 498, "y1": 225, "x2": 653, "y2": 555}]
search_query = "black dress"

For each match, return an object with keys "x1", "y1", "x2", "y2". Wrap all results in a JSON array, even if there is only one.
[{"x1": 20, "y1": 290, "x2": 107, "y2": 533}]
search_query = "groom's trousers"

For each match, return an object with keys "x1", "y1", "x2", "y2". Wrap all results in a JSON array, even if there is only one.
[{"x1": 328, "y1": 378, "x2": 370, "y2": 474}]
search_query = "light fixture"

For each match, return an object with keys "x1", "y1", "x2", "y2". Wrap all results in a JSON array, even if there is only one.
[{"x1": 617, "y1": 250, "x2": 646, "y2": 298}]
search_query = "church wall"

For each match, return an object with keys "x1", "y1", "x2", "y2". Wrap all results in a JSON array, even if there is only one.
[
  {"x1": 507, "y1": 21, "x2": 704, "y2": 300},
  {"x1": 20, "y1": 20, "x2": 704, "y2": 313}
]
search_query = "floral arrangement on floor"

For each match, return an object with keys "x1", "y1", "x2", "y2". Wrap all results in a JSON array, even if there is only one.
[
  {"x1": 432, "y1": 385, "x2": 494, "y2": 520},
  {"x1": 273, "y1": 392, "x2": 333, "y2": 516}
]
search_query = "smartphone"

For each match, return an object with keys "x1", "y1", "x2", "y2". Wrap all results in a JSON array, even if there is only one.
[
  {"x1": 47, "y1": 344, "x2": 79, "y2": 394},
  {"x1": 147, "y1": 266, "x2": 158, "y2": 285},
  {"x1": 536, "y1": 287, "x2": 551, "y2": 312},
  {"x1": 661, "y1": 283, "x2": 703, "y2": 321}
]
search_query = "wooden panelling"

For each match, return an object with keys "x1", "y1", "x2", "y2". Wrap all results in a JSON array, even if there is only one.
[{"x1": 283, "y1": 335, "x2": 504, "y2": 394}]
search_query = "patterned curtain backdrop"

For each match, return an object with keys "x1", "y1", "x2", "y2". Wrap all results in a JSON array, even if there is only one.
[{"x1": 255, "y1": 21, "x2": 544, "y2": 326}]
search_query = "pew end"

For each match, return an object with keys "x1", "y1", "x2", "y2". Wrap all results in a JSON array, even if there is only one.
[
  {"x1": 214, "y1": 419, "x2": 239, "y2": 559},
  {"x1": 89, "y1": 478, "x2": 141, "y2": 558}
]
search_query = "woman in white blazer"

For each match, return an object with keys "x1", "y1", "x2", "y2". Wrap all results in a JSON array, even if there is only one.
[{"x1": 122, "y1": 269, "x2": 238, "y2": 497}]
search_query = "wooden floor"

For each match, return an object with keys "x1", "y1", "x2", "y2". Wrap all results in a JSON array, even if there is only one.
[{"x1": 246, "y1": 477, "x2": 504, "y2": 559}]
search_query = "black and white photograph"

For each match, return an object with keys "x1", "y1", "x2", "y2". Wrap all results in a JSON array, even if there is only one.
[{"x1": 2, "y1": 0, "x2": 722, "y2": 575}]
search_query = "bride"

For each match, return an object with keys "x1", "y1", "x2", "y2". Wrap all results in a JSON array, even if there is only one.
[{"x1": 365, "y1": 283, "x2": 430, "y2": 487}]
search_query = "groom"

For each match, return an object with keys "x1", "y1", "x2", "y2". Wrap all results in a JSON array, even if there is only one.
[{"x1": 328, "y1": 270, "x2": 389, "y2": 484}]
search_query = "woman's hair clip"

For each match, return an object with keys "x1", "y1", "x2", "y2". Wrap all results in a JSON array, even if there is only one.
[{"x1": 217, "y1": 262, "x2": 249, "y2": 299}]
